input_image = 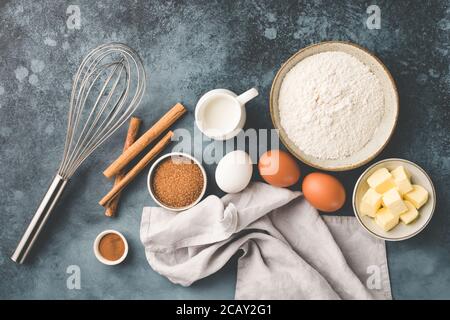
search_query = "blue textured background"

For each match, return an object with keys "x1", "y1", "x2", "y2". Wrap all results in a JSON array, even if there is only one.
[{"x1": 0, "y1": 0, "x2": 449, "y2": 299}]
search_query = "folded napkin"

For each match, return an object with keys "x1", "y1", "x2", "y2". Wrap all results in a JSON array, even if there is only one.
[{"x1": 140, "y1": 182, "x2": 392, "y2": 300}]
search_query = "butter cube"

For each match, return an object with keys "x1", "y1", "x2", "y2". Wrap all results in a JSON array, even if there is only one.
[
  {"x1": 375, "y1": 207, "x2": 399, "y2": 231},
  {"x1": 391, "y1": 166, "x2": 413, "y2": 195},
  {"x1": 391, "y1": 165, "x2": 411, "y2": 178},
  {"x1": 367, "y1": 168, "x2": 396, "y2": 193},
  {"x1": 400, "y1": 201, "x2": 419, "y2": 224},
  {"x1": 382, "y1": 188, "x2": 408, "y2": 215},
  {"x1": 404, "y1": 185, "x2": 429, "y2": 209},
  {"x1": 360, "y1": 188, "x2": 382, "y2": 217}
]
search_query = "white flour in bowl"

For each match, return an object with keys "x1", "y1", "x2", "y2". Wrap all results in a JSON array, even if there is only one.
[{"x1": 279, "y1": 51, "x2": 384, "y2": 160}]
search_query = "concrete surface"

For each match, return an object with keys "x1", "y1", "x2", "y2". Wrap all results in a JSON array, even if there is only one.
[{"x1": 0, "y1": 0, "x2": 449, "y2": 299}]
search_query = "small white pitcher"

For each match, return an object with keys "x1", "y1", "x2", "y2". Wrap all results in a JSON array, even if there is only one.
[{"x1": 195, "y1": 88, "x2": 258, "y2": 140}]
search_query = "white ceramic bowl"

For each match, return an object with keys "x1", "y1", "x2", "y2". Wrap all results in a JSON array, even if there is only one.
[
  {"x1": 270, "y1": 41, "x2": 399, "y2": 171},
  {"x1": 353, "y1": 158, "x2": 436, "y2": 241},
  {"x1": 93, "y1": 229, "x2": 128, "y2": 265},
  {"x1": 147, "y1": 152, "x2": 207, "y2": 211}
]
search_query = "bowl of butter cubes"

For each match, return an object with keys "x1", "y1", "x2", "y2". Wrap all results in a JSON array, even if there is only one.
[{"x1": 353, "y1": 158, "x2": 436, "y2": 241}]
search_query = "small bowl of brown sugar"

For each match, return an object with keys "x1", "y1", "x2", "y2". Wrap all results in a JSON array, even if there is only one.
[{"x1": 147, "y1": 152, "x2": 207, "y2": 211}]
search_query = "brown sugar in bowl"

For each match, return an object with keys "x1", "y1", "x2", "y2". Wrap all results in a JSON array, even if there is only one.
[{"x1": 147, "y1": 152, "x2": 207, "y2": 211}]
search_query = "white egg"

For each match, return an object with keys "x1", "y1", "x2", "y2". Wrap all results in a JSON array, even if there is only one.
[{"x1": 215, "y1": 150, "x2": 253, "y2": 193}]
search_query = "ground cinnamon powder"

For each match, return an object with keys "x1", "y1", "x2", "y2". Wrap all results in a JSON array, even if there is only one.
[
  {"x1": 99, "y1": 233, "x2": 125, "y2": 261},
  {"x1": 152, "y1": 156, "x2": 204, "y2": 208}
]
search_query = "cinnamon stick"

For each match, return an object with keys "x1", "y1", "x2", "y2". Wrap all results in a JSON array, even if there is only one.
[
  {"x1": 105, "y1": 117, "x2": 142, "y2": 217},
  {"x1": 99, "y1": 131, "x2": 174, "y2": 207},
  {"x1": 103, "y1": 103, "x2": 186, "y2": 178}
]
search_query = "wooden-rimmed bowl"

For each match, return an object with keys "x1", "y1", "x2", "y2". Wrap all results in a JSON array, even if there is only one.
[{"x1": 270, "y1": 41, "x2": 399, "y2": 171}]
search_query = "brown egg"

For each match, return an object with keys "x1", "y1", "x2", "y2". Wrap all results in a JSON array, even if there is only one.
[
  {"x1": 258, "y1": 150, "x2": 301, "y2": 187},
  {"x1": 302, "y1": 172, "x2": 346, "y2": 212}
]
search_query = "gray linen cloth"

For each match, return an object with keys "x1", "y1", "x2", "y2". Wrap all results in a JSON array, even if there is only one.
[{"x1": 140, "y1": 182, "x2": 392, "y2": 300}]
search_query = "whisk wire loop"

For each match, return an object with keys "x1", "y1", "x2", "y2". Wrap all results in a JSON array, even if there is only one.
[{"x1": 58, "y1": 43, "x2": 145, "y2": 179}]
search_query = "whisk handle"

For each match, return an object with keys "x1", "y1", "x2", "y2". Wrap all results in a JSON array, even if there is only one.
[{"x1": 11, "y1": 175, "x2": 68, "y2": 264}]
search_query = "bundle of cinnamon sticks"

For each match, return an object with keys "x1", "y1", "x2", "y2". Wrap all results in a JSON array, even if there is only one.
[{"x1": 100, "y1": 103, "x2": 186, "y2": 216}]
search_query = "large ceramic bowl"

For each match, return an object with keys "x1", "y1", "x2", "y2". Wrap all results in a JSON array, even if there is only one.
[
  {"x1": 270, "y1": 41, "x2": 399, "y2": 171},
  {"x1": 353, "y1": 158, "x2": 436, "y2": 241}
]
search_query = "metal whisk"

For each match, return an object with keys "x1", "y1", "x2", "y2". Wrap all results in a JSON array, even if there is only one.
[{"x1": 11, "y1": 43, "x2": 146, "y2": 264}]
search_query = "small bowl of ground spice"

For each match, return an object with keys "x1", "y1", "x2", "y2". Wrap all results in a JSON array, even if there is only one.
[
  {"x1": 93, "y1": 230, "x2": 128, "y2": 265},
  {"x1": 147, "y1": 152, "x2": 207, "y2": 211}
]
